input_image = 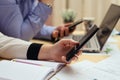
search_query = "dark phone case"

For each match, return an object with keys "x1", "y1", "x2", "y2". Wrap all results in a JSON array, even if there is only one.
[
  {"x1": 69, "y1": 19, "x2": 84, "y2": 32},
  {"x1": 66, "y1": 24, "x2": 99, "y2": 61},
  {"x1": 53, "y1": 19, "x2": 84, "y2": 42}
]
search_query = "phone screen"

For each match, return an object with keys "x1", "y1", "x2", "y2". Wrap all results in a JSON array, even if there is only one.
[{"x1": 66, "y1": 24, "x2": 99, "y2": 61}]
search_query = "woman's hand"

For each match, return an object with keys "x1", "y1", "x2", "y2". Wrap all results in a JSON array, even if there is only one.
[
  {"x1": 38, "y1": 39, "x2": 82, "y2": 64},
  {"x1": 52, "y1": 23, "x2": 76, "y2": 40}
]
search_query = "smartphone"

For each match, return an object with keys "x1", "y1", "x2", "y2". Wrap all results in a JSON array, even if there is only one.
[
  {"x1": 66, "y1": 24, "x2": 99, "y2": 61},
  {"x1": 53, "y1": 19, "x2": 84, "y2": 42},
  {"x1": 69, "y1": 19, "x2": 84, "y2": 32}
]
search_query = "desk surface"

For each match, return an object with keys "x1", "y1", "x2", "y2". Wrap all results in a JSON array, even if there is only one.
[
  {"x1": 30, "y1": 35, "x2": 120, "y2": 63},
  {"x1": 31, "y1": 32, "x2": 120, "y2": 49},
  {"x1": 77, "y1": 54, "x2": 109, "y2": 63},
  {"x1": 111, "y1": 35, "x2": 120, "y2": 49},
  {"x1": 31, "y1": 30, "x2": 120, "y2": 63}
]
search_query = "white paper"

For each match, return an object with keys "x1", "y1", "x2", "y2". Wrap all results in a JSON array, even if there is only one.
[
  {"x1": 81, "y1": 54, "x2": 120, "y2": 80},
  {"x1": 81, "y1": 68, "x2": 119, "y2": 80},
  {"x1": 93, "y1": 54, "x2": 120, "y2": 76},
  {"x1": 50, "y1": 60, "x2": 95, "y2": 80},
  {"x1": 0, "y1": 60, "x2": 54, "y2": 80},
  {"x1": 51, "y1": 54, "x2": 120, "y2": 80}
]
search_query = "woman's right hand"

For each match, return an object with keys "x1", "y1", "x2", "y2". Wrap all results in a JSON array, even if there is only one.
[{"x1": 38, "y1": 39, "x2": 82, "y2": 64}]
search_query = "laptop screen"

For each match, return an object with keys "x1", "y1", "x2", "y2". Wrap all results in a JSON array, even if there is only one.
[{"x1": 96, "y1": 4, "x2": 120, "y2": 50}]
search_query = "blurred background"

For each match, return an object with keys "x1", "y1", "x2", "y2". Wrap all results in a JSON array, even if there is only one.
[{"x1": 46, "y1": 0, "x2": 120, "y2": 32}]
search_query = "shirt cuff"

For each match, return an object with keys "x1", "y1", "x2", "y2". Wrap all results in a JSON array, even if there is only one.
[
  {"x1": 27, "y1": 43, "x2": 43, "y2": 60},
  {"x1": 34, "y1": 25, "x2": 56, "y2": 40}
]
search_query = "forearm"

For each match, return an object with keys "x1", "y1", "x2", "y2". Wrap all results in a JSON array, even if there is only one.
[
  {"x1": 0, "y1": 0, "x2": 52, "y2": 41},
  {"x1": 0, "y1": 32, "x2": 45, "y2": 60},
  {"x1": 21, "y1": 2, "x2": 52, "y2": 40},
  {"x1": 0, "y1": 32, "x2": 31, "y2": 59}
]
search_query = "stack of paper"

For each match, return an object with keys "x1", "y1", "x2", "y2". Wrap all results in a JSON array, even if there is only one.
[{"x1": 51, "y1": 54, "x2": 120, "y2": 80}]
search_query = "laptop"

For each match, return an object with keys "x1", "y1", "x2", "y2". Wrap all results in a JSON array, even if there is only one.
[{"x1": 72, "y1": 4, "x2": 120, "y2": 53}]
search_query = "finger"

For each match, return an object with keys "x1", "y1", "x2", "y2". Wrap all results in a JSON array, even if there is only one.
[
  {"x1": 69, "y1": 40, "x2": 79, "y2": 46},
  {"x1": 74, "y1": 51, "x2": 82, "y2": 61},
  {"x1": 61, "y1": 54, "x2": 80, "y2": 64},
  {"x1": 69, "y1": 54, "x2": 79, "y2": 62},
  {"x1": 74, "y1": 56, "x2": 78, "y2": 61},
  {"x1": 61, "y1": 56, "x2": 71, "y2": 64},
  {"x1": 60, "y1": 28, "x2": 65, "y2": 38},
  {"x1": 62, "y1": 55, "x2": 79, "y2": 64},
  {"x1": 63, "y1": 40, "x2": 75, "y2": 48},
  {"x1": 64, "y1": 23, "x2": 72, "y2": 27},
  {"x1": 52, "y1": 30, "x2": 59, "y2": 38},
  {"x1": 64, "y1": 27, "x2": 69, "y2": 36},
  {"x1": 75, "y1": 54, "x2": 79, "y2": 58},
  {"x1": 62, "y1": 39, "x2": 79, "y2": 48},
  {"x1": 73, "y1": 51, "x2": 82, "y2": 58},
  {"x1": 78, "y1": 50, "x2": 82, "y2": 55}
]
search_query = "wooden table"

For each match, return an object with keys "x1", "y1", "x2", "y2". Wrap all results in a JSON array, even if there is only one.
[{"x1": 30, "y1": 31, "x2": 120, "y2": 63}]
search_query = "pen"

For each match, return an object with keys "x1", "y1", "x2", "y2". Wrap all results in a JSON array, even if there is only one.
[{"x1": 12, "y1": 60, "x2": 43, "y2": 66}]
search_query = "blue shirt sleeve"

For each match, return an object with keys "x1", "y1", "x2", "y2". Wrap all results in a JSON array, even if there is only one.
[
  {"x1": 0, "y1": 0, "x2": 53, "y2": 41},
  {"x1": 32, "y1": 0, "x2": 56, "y2": 40},
  {"x1": 34, "y1": 24, "x2": 55, "y2": 40}
]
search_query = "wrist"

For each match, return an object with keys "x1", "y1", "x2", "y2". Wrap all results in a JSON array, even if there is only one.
[{"x1": 38, "y1": 44, "x2": 53, "y2": 60}]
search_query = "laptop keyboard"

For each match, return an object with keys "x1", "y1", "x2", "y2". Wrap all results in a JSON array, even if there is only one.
[
  {"x1": 72, "y1": 35, "x2": 83, "y2": 41},
  {"x1": 72, "y1": 35, "x2": 91, "y2": 48}
]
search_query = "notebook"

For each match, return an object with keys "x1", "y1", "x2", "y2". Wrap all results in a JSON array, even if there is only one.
[
  {"x1": 0, "y1": 59, "x2": 65, "y2": 80},
  {"x1": 72, "y1": 4, "x2": 120, "y2": 53}
]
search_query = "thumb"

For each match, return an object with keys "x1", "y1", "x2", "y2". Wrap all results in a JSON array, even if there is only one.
[{"x1": 52, "y1": 30, "x2": 59, "y2": 38}]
